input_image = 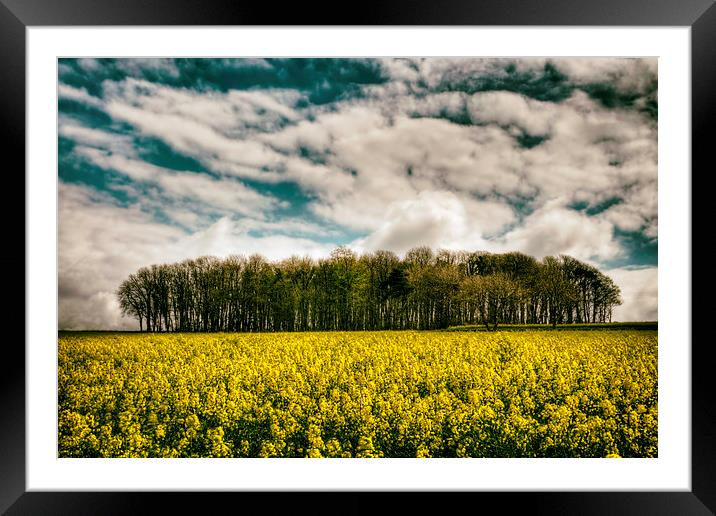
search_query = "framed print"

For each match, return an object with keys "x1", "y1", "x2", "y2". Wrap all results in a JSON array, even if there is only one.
[{"x1": 4, "y1": 0, "x2": 714, "y2": 513}]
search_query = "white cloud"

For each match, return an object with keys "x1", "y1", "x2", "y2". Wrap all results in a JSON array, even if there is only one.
[
  {"x1": 59, "y1": 119, "x2": 133, "y2": 153},
  {"x1": 116, "y1": 58, "x2": 181, "y2": 78},
  {"x1": 75, "y1": 146, "x2": 156, "y2": 181},
  {"x1": 76, "y1": 58, "x2": 102, "y2": 72},
  {"x1": 606, "y1": 266, "x2": 658, "y2": 322},
  {"x1": 551, "y1": 58, "x2": 657, "y2": 95},
  {"x1": 58, "y1": 83, "x2": 103, "y2": 108},
  {"x1": 260, "y1": 87, "x2": 655, "y2": 241},
  {"x1": 105, "y1": 78, "x2": 302, "y2": 134},
  {"x1": 165, "y1": 216, "x2": 335, "y2": 263},
  {"x1": 238, "y1": 217, "x2": 338, "y2": 238},
  {"x1": 301, "y1": 116, "x2": 527, "y2": 230},
  {"x1": 156, "y1": 172, "x2": 283, "y2": 215},
  {"x1": 98, "y1": 79, "x2": 310, "y2": 183},
  {"x1": 259, "y1": 118, "x2": 333, "y2": 153},
  {"x1": 377, "y1": 58, "x2": 422, "y2": 83},
  {"x1": 352, "y1": 190, "x2": 514, "y2": 255},
  {"x1": 381, "y1": 57, "x2": 657, "y2": 102},
  {"x1": 498, "y1": 201, "x2": 622, "y2": 262},
  {"x1": 58, "y1": 183, "x2": 336, "y2": 330},
  {"x1": 62, "y1": 64, "x2": 656, "y2": 241},
  {"x1": 407, "y1": 58, "x2": 500, "y2": 90},
  {"x1": 467, "y1": 91, "x2": 558, "y2": 135},
  {"x1": 75, "y1": 147, "x2": 282, "y2": 219},
  {"x1": 59, "y1": 182, "x2": 185, "y2": 329},
  {"x1": 104, "y1": 101, "x2": 284, "y2": 174}
]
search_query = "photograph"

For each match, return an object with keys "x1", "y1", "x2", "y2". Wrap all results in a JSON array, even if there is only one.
[{"x1": 57, "y1": 57, "x2": 659, "y2": 459}]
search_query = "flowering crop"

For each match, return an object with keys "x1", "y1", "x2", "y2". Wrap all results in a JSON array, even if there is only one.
[{"x1": 58, "y1": 330, "x2": 657, "y2": 458}]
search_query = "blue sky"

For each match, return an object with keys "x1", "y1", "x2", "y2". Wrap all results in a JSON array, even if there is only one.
[{"x1": 58, "y1": 58, "x2": 658, "y2": 329}]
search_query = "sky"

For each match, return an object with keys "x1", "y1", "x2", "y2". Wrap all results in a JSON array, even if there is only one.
[{"x1": 57, "y1": 58, "x2": 658, "y2": 330}]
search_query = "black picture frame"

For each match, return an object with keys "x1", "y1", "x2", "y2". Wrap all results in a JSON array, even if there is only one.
[{"x1": 3, "y1": 0, "x2": 713, "y2": 514}]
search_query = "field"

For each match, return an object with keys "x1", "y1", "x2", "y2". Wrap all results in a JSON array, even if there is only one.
[{"x1": 58, "y1": 330, "x2": 657, "y2": 458}]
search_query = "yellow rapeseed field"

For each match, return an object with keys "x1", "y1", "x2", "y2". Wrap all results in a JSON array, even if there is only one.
[{"x1": 58, "y1": 331, "x2": 657, "y2": 458}]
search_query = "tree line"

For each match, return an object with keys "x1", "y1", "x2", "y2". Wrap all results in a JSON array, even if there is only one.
[{"x1": 117, "y1": 247, "x2": 622, "y2": 332}]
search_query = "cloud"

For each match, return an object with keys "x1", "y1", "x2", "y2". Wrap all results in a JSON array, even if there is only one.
[
  {"x1": 74, "y1": 146, "x2": 283, "y2": 219},
  {"x1": 294, "y1": 115, "x2": 527, "y2": 230},
  {"x1": 58, "y1": 119, "x2": 133, "y2": 153},
  {"x1": 63, "y1": 62, "x2": 656, "y2": 234},
  {"x1": 116, "y1": 58, "x2": 181, "y2": 78},
  {"x1": 498, "y1": 201, "x2": 622, "y2": 262},
  {"x1": 606, "y1": 266, "x2": 658, "y2": 322},
  {"x1": 58, "y1": 183, "x2": 335, "y2": 330},
  {"x1": 238, "y1": 217, "x2": 339, "y2": 238},
  {"x1": 551, "y1": 58, "x2": 657, "y2": 94},
  {"x1": 58, "y1": 83, "x2": 103, "y2": 108},
  {"x1": 103, "y1": 78, "x2": 302, "y2": 135},
  {"x1": 165, "y1": 216, "x2": 335, "y2": 263},
  {"x1": 467, "y1": 91, "x2": 557, "y2": 135},
  {"x1": 260, "y1": 88, "x2": 655, "y2": 239},
  {"x1": 353, "y1": 190, "x2": 514, "y2": 255},
  {"x1": 104, "y1": 101, "x2": 285, "y2": 176},
  {"x1": 157, "y1": 172, "x2": 285, "y2": 216},
  {"x1": 59, "y1": 182, "x2": 184, "y2": 329},
  {"x1": 76, "y1": 58, "x2": 103, "y2": 72}
]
